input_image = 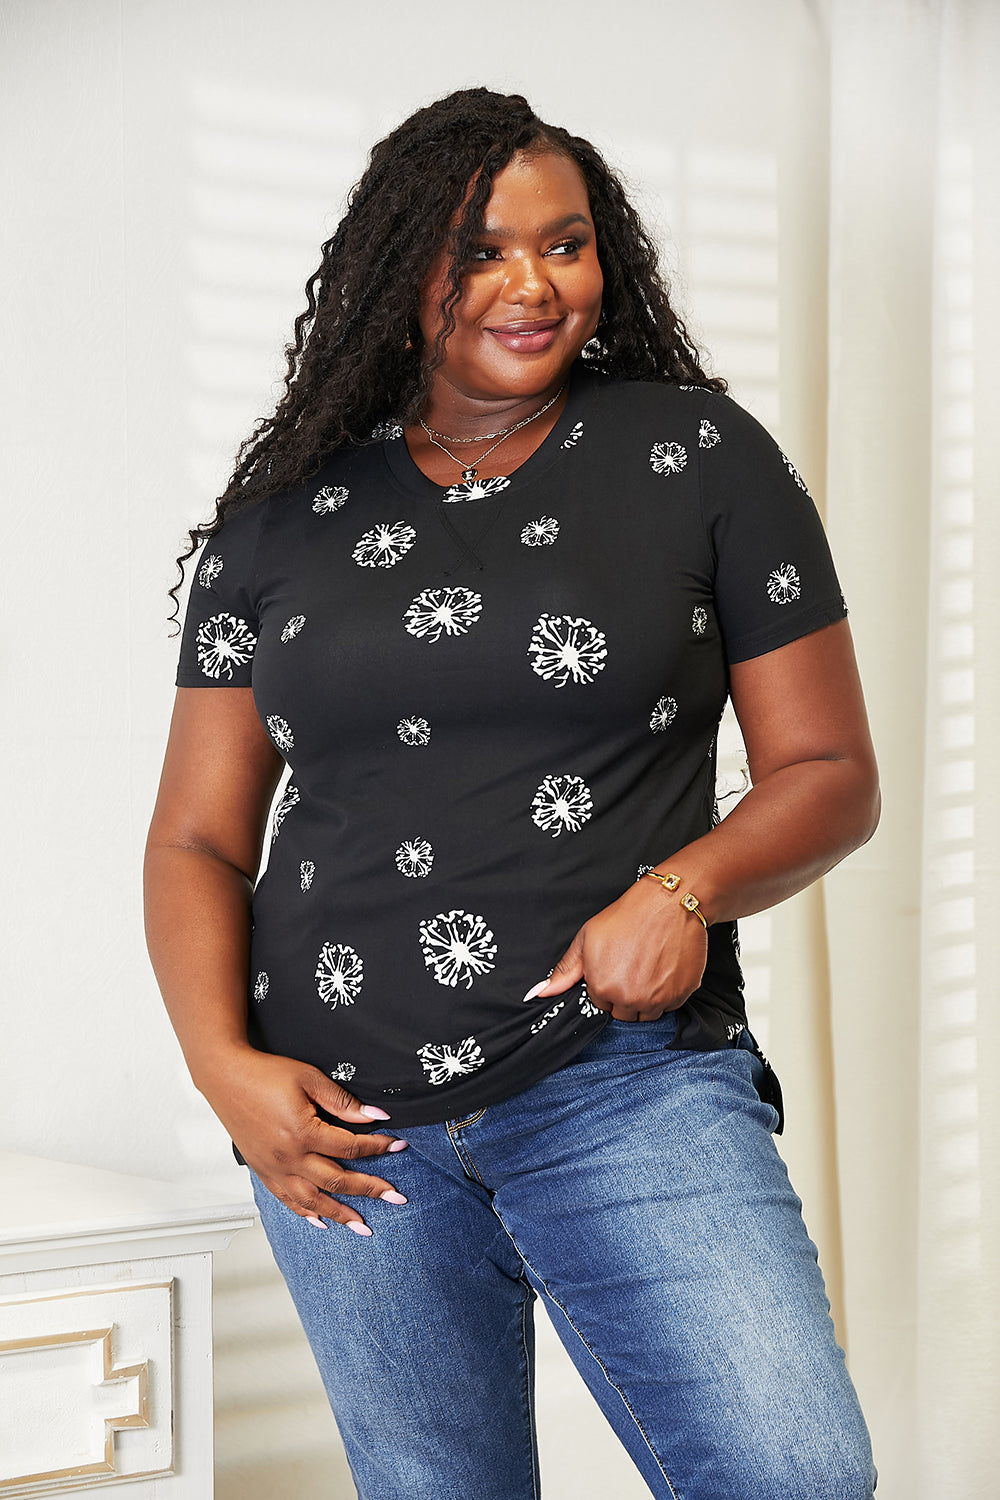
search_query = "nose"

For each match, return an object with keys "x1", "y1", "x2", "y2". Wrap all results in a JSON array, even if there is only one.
[{"x1": 501, "y1": 251, "x2": 552, "y2": 307}]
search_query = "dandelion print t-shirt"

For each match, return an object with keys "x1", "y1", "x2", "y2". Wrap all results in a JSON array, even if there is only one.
[{"x1": 176, "y1": 367, "x2": 847, "y2": 1127}]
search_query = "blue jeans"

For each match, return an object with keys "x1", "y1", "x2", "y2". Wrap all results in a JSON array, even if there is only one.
[{"x1": 251, "y1": 1015, "x2": 875, "y2": 1499}]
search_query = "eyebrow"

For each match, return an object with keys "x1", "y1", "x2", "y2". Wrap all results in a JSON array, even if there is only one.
[{"x1": 477, "y1": 212, "x2": 592, "y2": 241}]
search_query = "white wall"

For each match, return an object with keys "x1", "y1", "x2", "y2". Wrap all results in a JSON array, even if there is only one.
[
  {"x1": 1, "y1": 0, "x2": 829, "y2": 1178},
  {"x1": 1, "y1": 2, "x2": 831, "y2": 1495}
]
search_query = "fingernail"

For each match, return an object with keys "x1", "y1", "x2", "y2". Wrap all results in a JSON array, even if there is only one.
[
  {"x1": 388, "y1": 1138, "x2": 409, "y2": 1152},
  {"x1": 305, "y1": 1215, "x2": 327, "y2": 1229},
  {"x1": 361, "y1": 1105, "x2": 391, "y2": 1120},
  {"x1": 346, "y1": 1221, "x2": 373, "y2": 1236},
  {"x1": 380, "y1": 1190, "x2": 407, "y2": 1204},
  {"x1": 522, "y1": 980, "x2": 550, "y2": 1003}
]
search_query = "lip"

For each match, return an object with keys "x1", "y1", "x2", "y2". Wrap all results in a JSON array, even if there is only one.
[{"x1": 485, "y1": 318, "x2": 563, "y2": 353}]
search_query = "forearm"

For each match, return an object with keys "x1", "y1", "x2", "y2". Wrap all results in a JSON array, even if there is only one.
[
  {"x1": 143, "y1": 843, "x2": 257, "y2": 1091},
  {"x1": 657, "y1": 757, "x2": 880, "y2": 926}
]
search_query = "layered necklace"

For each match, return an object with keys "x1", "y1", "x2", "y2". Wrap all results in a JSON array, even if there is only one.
[{"x1": 419, "y1": 383, "x2": 565, "y2": 482}]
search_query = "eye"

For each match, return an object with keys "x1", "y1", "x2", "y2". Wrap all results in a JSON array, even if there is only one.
[
  {"x1": 547, "y1": 237, "x2": 584, "y2": 256},
  {"x1": 468, "y1": 245, "x2": 502, "y2": 263}
]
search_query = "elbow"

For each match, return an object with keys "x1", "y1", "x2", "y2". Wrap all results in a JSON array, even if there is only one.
[
  {"x1": 860, "y1": 782, "x2": 881, "y2": 846},
  {"x1": 852, "y1": 756, "x2": 881, "y2": 848},
  {"x1": 863, "y1": 786, "x2": 881, "y2": 846},
  {"x1": 819, "y1": 751, "x2": 880, "y2": 857}
]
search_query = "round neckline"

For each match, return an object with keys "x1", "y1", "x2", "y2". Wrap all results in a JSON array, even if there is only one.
[{"x1": 382, "y1": 362, "x2": 599, "y2": 503}]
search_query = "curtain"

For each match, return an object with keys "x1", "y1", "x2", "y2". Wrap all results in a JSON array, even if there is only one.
[{"x1": 815, "y1": 3, "x2": 998, "y2": 1493}]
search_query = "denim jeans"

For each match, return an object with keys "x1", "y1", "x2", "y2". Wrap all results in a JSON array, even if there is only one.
[{"x1": 251, "y1": 1015, "x2": 875, "y2": 1499}]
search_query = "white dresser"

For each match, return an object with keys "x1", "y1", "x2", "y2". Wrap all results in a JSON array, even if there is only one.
[{"x1": 0, "y1": 1153, "x2": 254, "y2": 1497}]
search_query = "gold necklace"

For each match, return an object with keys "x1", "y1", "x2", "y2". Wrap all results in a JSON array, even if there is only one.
[{"x1": 419, "y1": 384, "x2": 565, "y2": 482}]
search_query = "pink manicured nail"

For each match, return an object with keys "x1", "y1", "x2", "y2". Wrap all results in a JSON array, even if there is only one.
[
  {"x1": 388, "y1": 1139, "x2": 409, "y2": 1152},
  {"x1": 522, "y1": 980, "x2": 550, "y2": 1003},
  {"x1": 346, "y1": 1221, "x2": 373, "y2": 1237},
  {"x1": 305, "y1": 1215, "x2": 327, "y2": 1229},
  {"x1": 380, "y1": 1190, "x2": 407, "y2": 1204},
  {"x1": 361, "y1": 1105, "x2": 391, "y2": 1120}
]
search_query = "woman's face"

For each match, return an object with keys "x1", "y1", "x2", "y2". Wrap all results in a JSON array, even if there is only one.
[{"x1": 418, "y1": 150, "x2": 604, "y2": 408}]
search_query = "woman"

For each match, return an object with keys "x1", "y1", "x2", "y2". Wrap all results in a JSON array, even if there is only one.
[{"x1": 145, "y1": 88, "x2": 879, "y2": 1499}]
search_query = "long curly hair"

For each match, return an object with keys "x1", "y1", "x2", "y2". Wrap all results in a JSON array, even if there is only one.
[{"x1": 170, "y1": 86, "x2": 724, "y2": 621}]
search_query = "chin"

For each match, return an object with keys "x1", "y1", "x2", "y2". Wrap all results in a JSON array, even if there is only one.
[{"x1": 478, "y1": 348, "x2": 581, "y2": 397}]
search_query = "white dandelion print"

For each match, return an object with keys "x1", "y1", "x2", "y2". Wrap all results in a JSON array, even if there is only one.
[
  {"x1": 198, "y1": 554, "x2": 223, "y2": 588},
  {"x1": 726, "y1": 1021, "x2": 745, "y2": 1042},
  {"x1": 778, "y1": 449, "x2": 808, "y2": 492},
  {"x1": 520, "y1": 517, "x2": 560, "y2": 547},
  {"x1": 281, "y1": 615, "x2": 306, "y2": 642},
  {"x1": 650, "y1": 695, "x2": 678, "y2": 733},
  {"x1": 371, "y1": 419, "x2": 403, "y2": 441},
  {"x1": 636, "y1": 863, "x2": 654, "y2": 882},
  {"x1": 315, "y1": 942, "x2": 364, "y2": 1008},
  {"x1": 404, "y1": 586, "x2": 483, "y2": 642},
  {"x1": 195, "y1": 613, "x2": 257, "y2": 681},
  {"x1": 579, "y1": 983, "x2": 602, "y2": 1019},
  {"x1": 692, "y1": 606, "x2": 708, "y2": 636},
  {"x1": 531, "y1": 774, "x2": 593, "y2": 838},
  {"x1": 330, "y1": 1061, "x2": 356, "y2": 1082},
  {"x1": 649, "y1": 441, "x2": 688, "y2": 475},
  {"x1": 443, "y1": 475, "x2": 510, "y2": 504},
  {"x1": 271, "y1": 783, "x2": 299, "y2": 838},
  {"x1": 395, "y1": 838, "x2": 434, "y2": 878},
  {"x1": 253, "y1": 971, "x2": 269, "y2": 1004},
  {"x1": 352, "y1": 520, "x2": 417, "y2": 569},
  {"x1": 530, "y1": 1001, "x2": 566, "y2": 1035},
  {"x1": 732, "y1": 924, "x2": 742, "y2": 961},
  {"x1": 397, "y1": 716, "x2": 431, "y2": 746},
  {"x1": 312, "y1": 484, "x2": 349, "y2": 514},
  {"x1": 418, "y1": 909, "x2": 497, "y2": 990},
  {"x1": 300, "y1": 859, "x2": 315, "y2": 891},
  {"x1": 528, "y1": 613, "x2": 608, "y2": 687},
  {"x1": 417, "y1": 1035, "x2": 485, "y2": 1086},
  {"x1": 766, "y1": 563, "x2": 802, "y2": 605},
  {"x1": 698, "y1": 419, "x2": 721, "y2": 449},
  {"x1": 562, "y1": 421, "x2": 584, "y2": 449},
  {"x1": 267, "y1": 714, "x2": 294, "y2": 752}
]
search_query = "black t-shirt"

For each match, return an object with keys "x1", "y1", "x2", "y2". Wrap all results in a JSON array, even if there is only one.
[{"x1": 176, "y1": 367, "x2": 846, "y2": 1127}]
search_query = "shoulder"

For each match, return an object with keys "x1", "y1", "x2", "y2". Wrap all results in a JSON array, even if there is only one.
[
  {"x1": 582, "y1": 374, "x2": 729, "y2": 461},
  {"x1": 588, "y1": 377, "x2": 781, "y2": 446},
  {"x1": 572, "y1": 374, "x2": 806, "y2": 495},
  {"x1": 584, "y1": 371, "x2": 713, "y2": 422},
  {"x1": 693, "y1": 393, "x2": 813, "y2": 497},
  {"x1": 574, "y1": 375, "x2": 725, "y2": 482},
  {"x1": 217, "y1": 443, "x2": 389, "y2": 538}
]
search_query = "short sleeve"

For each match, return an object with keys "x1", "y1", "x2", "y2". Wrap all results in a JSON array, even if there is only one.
[
  {"x1": 698, "y1": 392, "x2": 847, "y2": 665},
  {"x1": 175, "y1": 502, "x2": 265, "y2": 687}
]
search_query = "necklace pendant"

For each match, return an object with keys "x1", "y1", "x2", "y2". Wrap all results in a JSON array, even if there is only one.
[{"x1": 461, "y1": 466, "x2": 478, "y2": 482}]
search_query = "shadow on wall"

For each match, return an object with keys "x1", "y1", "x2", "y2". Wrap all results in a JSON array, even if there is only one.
[
  {"x1": 188, "y1": 74, "x2": 784, "y2": 1500},
  {"x1": 183, "y1": 77, "x2": 370, "y2": 501}
]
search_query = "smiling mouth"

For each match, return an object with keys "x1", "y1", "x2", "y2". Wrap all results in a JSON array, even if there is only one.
[
  {"x1": 488, "y1": 319, "x2": 561, "y2": 333},
  {"x1": 486, "y1": 319, "x2": 563, "y2": 351}
]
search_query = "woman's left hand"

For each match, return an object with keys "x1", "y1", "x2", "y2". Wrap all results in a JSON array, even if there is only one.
[{"x1": 529, "y1": 878, "x2": 708, "y2": 1022}]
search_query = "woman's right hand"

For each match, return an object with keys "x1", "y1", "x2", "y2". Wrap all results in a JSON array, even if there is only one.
[{"x1": 200, "y1": 1047, "x2": 409, "y2": 1236}]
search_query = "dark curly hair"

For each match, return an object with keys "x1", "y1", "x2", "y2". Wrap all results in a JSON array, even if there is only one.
[{"x1": 170, "y1": 86, "x2": 725, "y2": 621}]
